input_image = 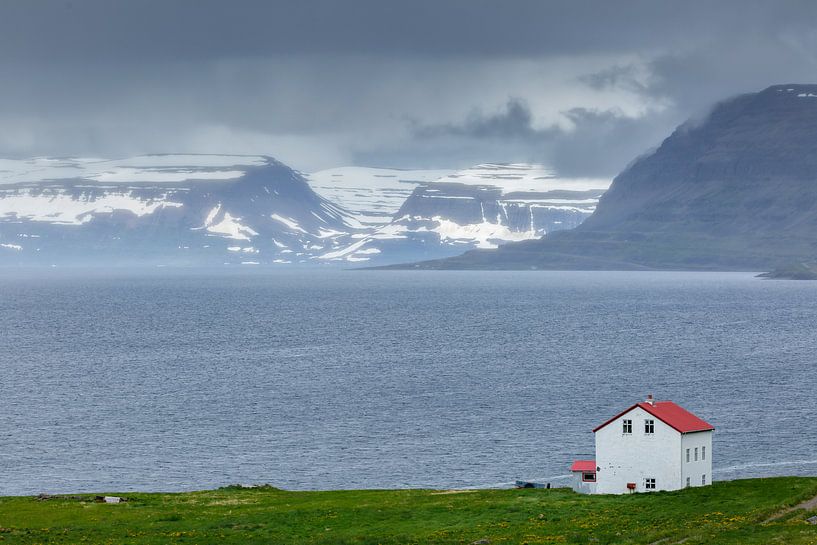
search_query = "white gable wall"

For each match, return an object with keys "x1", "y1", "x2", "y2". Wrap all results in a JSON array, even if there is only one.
[
  {"x1": 681, "y1": 431, "x2": 713, "y2": 488},
  {"x1": 594, "y1": 406, "x2": 682, "y2": 494}
]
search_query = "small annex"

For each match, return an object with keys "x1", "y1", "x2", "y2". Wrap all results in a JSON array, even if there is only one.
[{"x1": 570, "y1": 395, "x2": 714, "y2": 494}]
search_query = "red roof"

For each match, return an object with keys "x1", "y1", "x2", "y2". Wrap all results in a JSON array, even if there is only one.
[
  {"x1": 592, "y1": 401, "x2": 714, "y2": 434},
  {"x1": 570, "y1": 460, "x2": 596, "y2": 472}
]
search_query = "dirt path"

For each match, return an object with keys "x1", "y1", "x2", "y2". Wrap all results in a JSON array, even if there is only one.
[
  {"x1": 648, "y1": 537, "x2": 688, "y2": 545},
  {"x1": 763, "y1": 492, "x2": 817, "y2": 523}
]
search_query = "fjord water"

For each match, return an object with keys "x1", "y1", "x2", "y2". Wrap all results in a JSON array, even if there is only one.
[{"x1": 1, "y1": 270, "x2": 815, "y2": 495}]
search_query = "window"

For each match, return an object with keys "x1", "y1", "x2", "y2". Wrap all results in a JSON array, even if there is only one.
[
  {"x1": 694, "y1": 447, "x2": 698, "y2": 461},
  {"x1": 686, "y1": 448, "x2": 690, "y2": 462},
  {"x1": 622, "y1": 419, "x2": 632, "y2": 434},
  {"x1": 702, "y1": 446, "x2": 706, "y2": 460},
  {"x1": 582, "y1": 472, "x2": 596, "y2": 482},
  {"x1": 645, "y1": 478, "x2": 656, "y2": 490},
  {"x1": 702, "y1": 474, "x2": 706, "y2": 485},
  {"x1": 644, "y1": 419, "x2": 654, "y2": 434},
  {"x1": 686, "y1": 477, "x2": 690, "y2": 488}
]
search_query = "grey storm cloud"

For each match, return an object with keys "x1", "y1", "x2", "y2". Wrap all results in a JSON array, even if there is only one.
[
  {"x1": 409, "y1": 99, "x2": 670, "y2": 177},
  {"x1": 413, "y1": 99, "x2": 557, "y2": 140},
  {"x1": 3, "y1": 0, "x2": 817, "y2": 174}
]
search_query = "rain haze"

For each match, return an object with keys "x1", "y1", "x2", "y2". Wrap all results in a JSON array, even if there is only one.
[{"x1": 3, "y1": 1, "x2": 817, "y2": 174}]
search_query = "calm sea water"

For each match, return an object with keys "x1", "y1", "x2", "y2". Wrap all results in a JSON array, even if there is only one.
[{"x1": 0, "y1": 270, "x2": 816, "y2": 495}]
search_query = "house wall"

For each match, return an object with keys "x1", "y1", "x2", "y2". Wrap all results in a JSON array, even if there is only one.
[
  {"x1": 681, "y1": 431, "x2": 713, "y2": 488},
  {"x1": 594, "y1": 406, "x2": 682, "y2": 494},
  {"x1": 571, "y1": 472, "x2": 597, "y2": 494}
]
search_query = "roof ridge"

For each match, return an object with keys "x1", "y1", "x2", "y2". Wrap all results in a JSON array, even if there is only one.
[{"x1": 593, "y1": 400, "x2": 714, "y2": 434}]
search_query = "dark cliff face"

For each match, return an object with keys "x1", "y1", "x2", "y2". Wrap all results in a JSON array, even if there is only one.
[
  {"x1": 395, "y1": 183, "x2": 595, "y2": 234},
  {"x1": 405, "y1": 85, "x2": 817, "y2": 270},
  {"x1": 583, "y1": 84, "x2": 817, "y2": 236}
]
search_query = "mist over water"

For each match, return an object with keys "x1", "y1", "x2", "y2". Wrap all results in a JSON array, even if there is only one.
[{"x1": 1, "y1": 270, "x2": 815, "y2": 495}]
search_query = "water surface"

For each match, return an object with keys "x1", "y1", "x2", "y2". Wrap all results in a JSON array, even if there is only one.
[{"x1": 1, "y1": 270, "x2": 815, "y2": 494}]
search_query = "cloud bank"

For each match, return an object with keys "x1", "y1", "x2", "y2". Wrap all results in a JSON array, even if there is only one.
[{"x1": 2, "y1": 1, "x2": 817, "y2": 175}]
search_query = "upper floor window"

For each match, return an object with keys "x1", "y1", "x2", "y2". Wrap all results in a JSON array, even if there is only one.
[
  {"x1": 694, "y1": 447, "x2": 699, "y2": 461},
  {"x1": 702, "y1": 446, "x2": 706, "y2": 460},
  {"x1": 622, "y1": 419, "x2": 632, "y2": 434},
  {"x1": 644, "y1": 419, "x2": 654, "y2": 434},
  {"x1": 645, "y1": 478, "x2": 656, "y2": 489},
  {"x1": 686, "y1": 448, "x2": 690, "y2": 462}
]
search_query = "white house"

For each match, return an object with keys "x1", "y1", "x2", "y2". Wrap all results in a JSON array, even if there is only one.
[{"x1": 570, "y1": 395, "x2": 714, "y2": 494}]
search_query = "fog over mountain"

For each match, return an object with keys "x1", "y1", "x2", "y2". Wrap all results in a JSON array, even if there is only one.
[{"x1": 404, "y1": 84, "x2": 817, "y2": 270}]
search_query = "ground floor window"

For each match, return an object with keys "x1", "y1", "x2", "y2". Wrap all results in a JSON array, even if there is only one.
[
  {"x1": 582, "y1": 472, "x2": 596, "y2": 482},
  {"x1": 702, "y1": 474, "x2": 706, "y2": 485},
  {"x1": 645, "y1": 478, "x2": 656, "y2": 489},
  {"x1": 686, "y1": 477, "x2": 690, "y2": 488}
]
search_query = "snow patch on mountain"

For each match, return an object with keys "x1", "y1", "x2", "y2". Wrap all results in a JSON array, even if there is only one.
[
  {"x1": 270, "y1": 213, "x2": 308, "y2": 233},
  {"x1": 422, "y1": 217, "x2": 537, "y2": 249},
  {"x1": 0, "y1": 187, "x2": 184, "y2": 225},
  {"x1": 197, "y1": 204, "x2": 259, "y2": 241}
]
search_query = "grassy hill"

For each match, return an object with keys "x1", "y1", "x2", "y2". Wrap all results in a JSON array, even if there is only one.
[{"x1": 0, "y1": 477, "x2": 816, "y2": 544}]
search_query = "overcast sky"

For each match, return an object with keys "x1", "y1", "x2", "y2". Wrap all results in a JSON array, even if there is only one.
[{"x1": 3, "y1": 0, "x2": 817, "y2": 175}]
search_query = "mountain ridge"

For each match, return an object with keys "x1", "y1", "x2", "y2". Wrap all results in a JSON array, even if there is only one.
[{"x1": 0, "y1": 157, "x2": 608, "y2": 266}]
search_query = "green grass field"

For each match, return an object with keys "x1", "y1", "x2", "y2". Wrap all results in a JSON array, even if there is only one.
[{"x1": 0, "y1": 477, "x2": 816, "y2": 544}]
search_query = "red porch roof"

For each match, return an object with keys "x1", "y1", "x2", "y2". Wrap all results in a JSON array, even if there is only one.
[
  {"x1": 592, "y1": 401, "x2": 714, "y2": 434},
  {"x1": 570, "y1": 459, "x2": 596, "y2": 472}
]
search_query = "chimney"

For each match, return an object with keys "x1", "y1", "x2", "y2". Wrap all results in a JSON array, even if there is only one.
[{"x1": 645, "y1": 394, "x2": 655, "y2": 406}]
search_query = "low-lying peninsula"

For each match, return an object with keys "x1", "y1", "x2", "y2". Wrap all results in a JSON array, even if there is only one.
[
  {"x1": 0, "y1": 477, "x2": 815, "y2": 544},
  {"x1": 758, "y1": 263, "x2": 817, "y2": 280}
]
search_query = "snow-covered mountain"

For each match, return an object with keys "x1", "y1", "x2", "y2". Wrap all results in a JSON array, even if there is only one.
[
  {"x1": 315, "y1": 164, "x2": 610, "y2": 265},
  {"x1": 0, "y1": 155, "x2": 355, "y2": 266},
  {"x1": 0, "y1": 156, "x2": 609, "y2": 266}
]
